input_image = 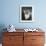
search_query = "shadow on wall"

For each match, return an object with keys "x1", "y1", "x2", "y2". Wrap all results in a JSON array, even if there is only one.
[{"x1": 0, "y1": 24, "x2": 7, "y2": 43}]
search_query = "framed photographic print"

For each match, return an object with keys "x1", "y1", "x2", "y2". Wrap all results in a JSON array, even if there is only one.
[{"x1": 20, "y1": 5, "x2": 34, "y2": 22}]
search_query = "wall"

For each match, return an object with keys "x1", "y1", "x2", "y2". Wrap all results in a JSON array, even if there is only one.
[{"x1": 0, "y1": 0, "x2": 46, "y2": 29}]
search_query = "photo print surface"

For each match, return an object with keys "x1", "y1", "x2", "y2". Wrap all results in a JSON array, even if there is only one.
[{"x1": 22, "y1": 7, "x2": 32, "y2": 20}]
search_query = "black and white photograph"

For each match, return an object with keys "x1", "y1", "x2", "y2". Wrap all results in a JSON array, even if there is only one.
[{"x1": 20, "y1": 5, "x2": 34, "y2": 22}]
